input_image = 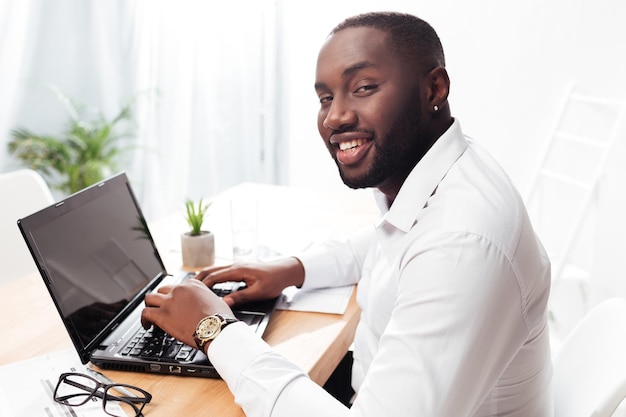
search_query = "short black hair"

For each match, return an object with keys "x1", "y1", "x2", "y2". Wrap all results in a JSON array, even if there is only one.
[{"x1": 331, "y1": 12, "x2": 445, "y2": 71}]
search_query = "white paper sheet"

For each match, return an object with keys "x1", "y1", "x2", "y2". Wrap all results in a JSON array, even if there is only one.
[
  {"x1": 0, "y1": 349, "x2": 124, "y2": 417},
  {"x1": 276, "y1": 285, "x2": 355, "y2": 315}
]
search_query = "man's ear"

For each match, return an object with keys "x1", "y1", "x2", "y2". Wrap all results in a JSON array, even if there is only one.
[{"x1": 425, "y1": 66, "x2": 450, "y2": 112}]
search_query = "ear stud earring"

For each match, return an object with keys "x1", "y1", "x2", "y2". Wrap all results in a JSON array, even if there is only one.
[{"x1": 434, "y1": 105, "x2": 439, "y2": 112}]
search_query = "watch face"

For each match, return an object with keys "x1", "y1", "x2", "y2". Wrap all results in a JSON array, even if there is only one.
[{"x1": 197, "y1": 316, "x2": 222, "y2": 339}]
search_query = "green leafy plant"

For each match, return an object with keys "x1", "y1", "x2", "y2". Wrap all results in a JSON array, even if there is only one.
[
  {"x1": 185, "y1": 198, "x2": 211, "y2": 236},
  {"x1": 7, "y1": 85, "x2": 138, "y2": 195}
]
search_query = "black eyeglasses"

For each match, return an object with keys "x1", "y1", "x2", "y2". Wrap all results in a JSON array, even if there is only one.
[{"x1": 54, "y1": 372, "x2": 152, "y2": 417}]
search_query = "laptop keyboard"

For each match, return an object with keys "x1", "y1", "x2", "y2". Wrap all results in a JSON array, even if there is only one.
[
  {"x1": 122, "y1": 326, "x2": 196, "y2": 361},
  {"x1": 120, "y1": 279, "x2": 248, "y2": 361}
]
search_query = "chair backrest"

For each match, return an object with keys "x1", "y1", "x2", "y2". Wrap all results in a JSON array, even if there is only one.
[
  {"x1": 553, "y1": 297, "x2": 626, "y2": 417},
  {"x1": 0, "y1": 169, "x2": 54, "y2": 283}
]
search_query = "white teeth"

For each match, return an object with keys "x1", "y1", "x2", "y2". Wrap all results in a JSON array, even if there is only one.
[{"x1": 339, "y1": 139, "x2": 365, "y2": 151}]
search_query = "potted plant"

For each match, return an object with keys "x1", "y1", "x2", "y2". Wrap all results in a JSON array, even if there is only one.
[
  {"x1": 7, "y1": 85, "x2": 138, "y2": 195},
  {"x1": 181, "y1": 197, "x2": 215, "y2": 268}
]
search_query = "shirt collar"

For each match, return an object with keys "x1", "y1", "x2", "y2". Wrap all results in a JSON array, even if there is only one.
[{"x1": 373, "y1": 118, "x2": 468, "y2": 232}]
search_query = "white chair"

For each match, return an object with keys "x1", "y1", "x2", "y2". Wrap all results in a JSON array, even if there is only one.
[
  {"x1": 553, "y1": 297, "x2": 626, "y2": 417},
  {"x1": 0, "y1": 169, "x2": 54, "y2": 283}
]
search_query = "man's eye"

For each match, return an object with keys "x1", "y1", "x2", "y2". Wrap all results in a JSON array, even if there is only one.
[
  {"x1": 355, "y1": 84, "x2": 378, "y2": 94},
  {"x1": 319, "y1": 95, "x2": 333, "y2": 104}
]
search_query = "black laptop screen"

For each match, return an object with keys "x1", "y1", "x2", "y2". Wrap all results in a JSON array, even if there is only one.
[{"x1": 21, "y1": 174, "x2": 164, "y2": 354}]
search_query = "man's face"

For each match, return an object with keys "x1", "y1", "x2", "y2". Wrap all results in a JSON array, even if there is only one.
[{"x1": 315, "y1": 27, "x2": 426, "y2": 191}]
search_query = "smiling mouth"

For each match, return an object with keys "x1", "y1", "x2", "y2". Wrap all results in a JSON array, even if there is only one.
[
  {"x1": 331, "y1": 136, "x2": 374, "y2": 167},
  {"x1": 338, "y1": 138, "x2": 368, "y2": 151}
]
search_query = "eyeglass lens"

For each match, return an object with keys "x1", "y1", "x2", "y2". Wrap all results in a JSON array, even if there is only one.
[
  {"x1": 103, "y1": 384, "x2": 150, "y2": 416},
  {"x1": 55, "y1": 373, "x2": 99, "y2": 406}
]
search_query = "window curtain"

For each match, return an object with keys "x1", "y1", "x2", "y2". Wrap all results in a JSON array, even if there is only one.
[{"x1": 0, "y1": 0, "x2": 283, "y2": 220}]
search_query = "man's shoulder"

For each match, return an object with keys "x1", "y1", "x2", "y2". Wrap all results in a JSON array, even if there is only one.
[{"x1": 419, "y1": 144, "x2": 528, "y2": 256}]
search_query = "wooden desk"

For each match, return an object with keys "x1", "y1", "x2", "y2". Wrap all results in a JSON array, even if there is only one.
[
  {"x1": 0, "y1": 272, "x2": 360, "y2": 416},
  {"x1": 0, "y1": 183, "x2": 379, "y2": 416}
]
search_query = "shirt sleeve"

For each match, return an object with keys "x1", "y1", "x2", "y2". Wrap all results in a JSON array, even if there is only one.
[
  {"x1": 208, "y1": 322, "x2": 350, "y2": 417},
  {"x1": 297, "y1": 225, "x2": 374, "y2": 290}
]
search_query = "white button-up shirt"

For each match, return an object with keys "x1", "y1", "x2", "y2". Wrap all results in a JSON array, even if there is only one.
[{"x1": 210, "y1": 119, "x2": 553, "y2": 417}]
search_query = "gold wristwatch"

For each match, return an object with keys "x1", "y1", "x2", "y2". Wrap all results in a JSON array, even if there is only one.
[{"x1": 193, "y1": 314, "x2": 239, "y2": 351}]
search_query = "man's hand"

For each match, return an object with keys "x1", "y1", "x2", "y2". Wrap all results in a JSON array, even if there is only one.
[
  {"x1": 141, "y1": 279, "x2": 234, "y2": 348},
  {"x1": 195, "y1": 257, "x2": 305, "y2": 307}
]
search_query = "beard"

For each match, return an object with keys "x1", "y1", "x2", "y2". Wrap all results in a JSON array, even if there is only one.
[{"x1": 335, "y1": 104, "x2": 425, "y2": 190}]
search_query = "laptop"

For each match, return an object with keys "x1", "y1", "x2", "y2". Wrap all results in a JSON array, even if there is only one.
[{"x1": 17, "y1": 172, "x2": 276, "y2": 378}]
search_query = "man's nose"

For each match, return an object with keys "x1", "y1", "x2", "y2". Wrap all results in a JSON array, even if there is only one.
[{"x1": 323, "y1": 98, "x2": 357, "y2": 131}]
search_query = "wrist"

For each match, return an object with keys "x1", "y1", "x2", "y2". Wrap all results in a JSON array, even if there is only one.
[{"x1": 282, "y1": 256, "x2": 305, "y2": 288}]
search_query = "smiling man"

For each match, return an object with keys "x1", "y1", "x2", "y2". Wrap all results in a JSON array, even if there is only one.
[{"x1": 142, "y1": 12, "x2": 553, "y2": 417}]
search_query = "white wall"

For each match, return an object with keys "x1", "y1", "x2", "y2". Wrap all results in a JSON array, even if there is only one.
[
  {"x1": 280, "y1": 0, "x2": 626, "y2": 338},
  {"x1": 283, "y1": 0, "x2": 626, "y2": 192}
]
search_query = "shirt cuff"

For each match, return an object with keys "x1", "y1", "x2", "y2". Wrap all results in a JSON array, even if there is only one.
[
  {"x1": 297, "y1": 245, "x2": 340, "y2": 290},
  {"x1": 207, "y1": 321, "x2": 273, "y2": 385}
]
